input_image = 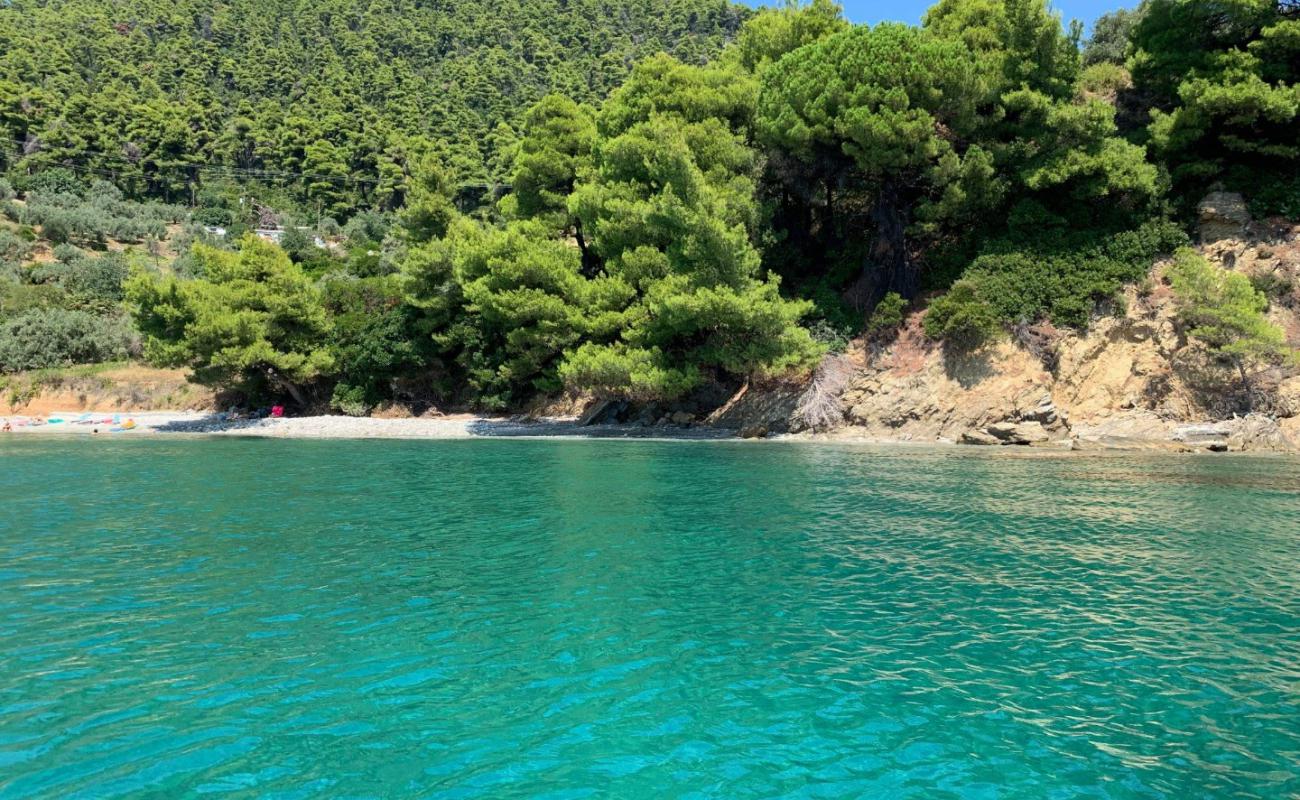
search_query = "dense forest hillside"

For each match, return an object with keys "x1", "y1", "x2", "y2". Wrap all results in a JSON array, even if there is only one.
[
  {"x1": 0, "y1": 0, "x2": 747, "y2": 211},
  {"x1": 1, "y1": 0, "x2": 1297, "y2": 420}
]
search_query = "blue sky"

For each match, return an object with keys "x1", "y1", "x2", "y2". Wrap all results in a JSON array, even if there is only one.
[{"x1": 741, "y1": 1, "x2": 1135, "y2": 31}]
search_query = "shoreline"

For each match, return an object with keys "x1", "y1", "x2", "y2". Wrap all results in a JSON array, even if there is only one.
[
  {"x1": 0, "y1": 411, "x2": 733, "y2": 442},
  {"x1": 3, "y1": 410, "x2": 1296, "y2": 454}
]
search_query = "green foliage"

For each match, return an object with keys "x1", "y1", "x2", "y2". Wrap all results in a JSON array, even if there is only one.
[
  {"x1": 759, "y1": 24, "x2": 987, "y2": 182},
  {"x1": 995, "y1": 88, "x2": 1160, "y2": 227},
  {"x1": 923, "y1": 0, "x2": 1081, "y2": 98},
  {"x1": 1078, "y1": 62, "x2": 1133, "y2": 96},
  {"x1": 1083, "y1": 4, "x2": 1146, "y2": 66},
  {"x1": 508, "y1": 95, "x2": 596, "y2": 224},
  {"x1": 15, "y1": 169, "x2": 81, "y2": 197},
  {"x1": 867, "y1": 292, "x2": 908, "y2": 333},
  {"x1": 127, "y1": 236, "x2": 333, "y2": 403},
  {"x1": 1249, "y1": 270, "x2": 1296, "y2": 304},
  {"x1": 12, "y1": 183, "x2": 177, "y2": 247},
  {"x1": 0, "y1": 308, "x2": 136, "y2": 372},
  {"x1": 0, "y1": 278, "x2": 65, "y2": 318},
  {"x1": 1132, "y1": 0, "x2": 1300, "y2": 210},
  {"x1": 0, "y1": 0, "x2": 746, "y2": 212},
  {"x1": 0, "y1": 230, "x2": 30, "y2": 262},
  {"x1": 322, "y1": 275, "x2": 426, "y2": 415},
  {"x1": 406, "y1": 218, "x2": 633, "y2": 408},
  {"x1": 31, "y1": 250, "x2": 130, "y2": 310},
  {"x1": 922, "y1": 281, "x2": 1001, "y2": 350},
  {"x1": 758, "y1": 22, "x2": 996, "y2": 298},
  {"x1": 564, "y1": 55, "x2": 821, "y2": 399},
  {"x1": 4, "y1": 0, "x2": 1296, "y2": 413},
  {"x1": 956, "y1": 220, "x2": 1188, "y2": 328},
  {"x1": 732, "y1": 0, "x2": 849, "y2": 74},
  {"x1": 400, "y1": 155, "x2": 458, "y2": 245},
  {"x1": 1167, "y1": 247, "x2": 1294, "y2": 366}
]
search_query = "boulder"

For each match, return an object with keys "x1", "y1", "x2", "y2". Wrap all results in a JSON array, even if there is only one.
[
  {"x1": 1225, "y1": 414, "x2": 1294, "y2": 452},
  {"x1": 1019, "y1": 394, "x2": 1063, "y2": 427},
  {"x1": 739, "y1": 424, "x2": 769, "y2": 439},
  {"x1": 1197, "y1": 191, "x2": 1250, "y2": 244},
  {"x1": 579, "y1": 399, "x2": 627, "y2": 426},
  {"x1": 1172, "y1": 422, "x2": 1232, "y2": 444},
  {"x1": 987, "y1": 420, "x2": 1051, "y2": 445},
  {"x1": 960, "y1": 429, "x2": 1001, "y2": 446}
]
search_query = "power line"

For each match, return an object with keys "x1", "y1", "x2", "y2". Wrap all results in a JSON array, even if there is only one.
[{"x1": 3, "y1": 137, "x2": 510, "y2": 189}]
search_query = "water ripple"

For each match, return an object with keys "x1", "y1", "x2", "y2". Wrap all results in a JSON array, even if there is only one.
[{"x1": 0, "y1": 439, "x2": 1297, "y2": 798}]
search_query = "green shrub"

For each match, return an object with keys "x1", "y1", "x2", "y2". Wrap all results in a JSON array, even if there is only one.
[
  {"x1": 329, "y1": 382, "x2": 372, "y2": 416},
  {"x1": 192, "y1": 207, "x2": 233, "y2": 227},
  {"x1": 0, "y1": 178, "x2": 13, "y2": 201},
  {"x1": 18, "y1": 169, "x2": 81, "y2": 197},
  {"x1": 804, "y1": 318, "x2": 852, "y2": 352},
  {"x1": 0, "y1": 280, "x2": 66, "y2": 316},
  {"x1": 1078, "y1": 62, "x2": 1131, "y2": 96},
  {"x1": 1168, "y1": 249, "x2": 1294, "y2": 369},
  {"x1": 63, "y1": 253, "x2": 130, "y2": 307},
  {"x1": 17, "y1": 183, "x2": 184, "y2": 246},
  {"x1": 322, "y1": 275, "x2": 426, "y2": 410},
  {"x1": 960, "y1": 220, "x2": 1188, "y2": 328},
  {"x1": 867, "y1": 292, "x2": 908, "y2": 333},
  {"x1": 923, "y1": 281, "x2": 1001, "y2": 350},
  {"x1": 343, "y1": 211, "x2": 393, "y2": 245},
  {"x1": 0, "y1": 230, "x2": 30, "y2": 262},
  {"x1": 0, "y1": 309, "x2": 137, "y2": 372},
  {"x1": 1248, "y1": 174, "x2": 1300, "y2": 220},
  {"x1": 40, "y1": 216, "x2": 71, "y2": 245},
  {"x1": 1250, "y1": 271, "x2": 1296, "y2": 304}
]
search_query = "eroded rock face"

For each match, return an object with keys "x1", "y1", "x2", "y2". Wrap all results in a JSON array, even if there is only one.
[
  {"x1": 710, "y1": 223, "x2": 1300, "y2": 450},
  {"x1": 834, "y1": 318, "x2": 1060, "y2": 443},
  {"x1": 1197, "y1": 191, "x2": 1250, "y2": 244},
  {"x1": 1226, "y1": 414, "x2": 1294, "y2": 452}
]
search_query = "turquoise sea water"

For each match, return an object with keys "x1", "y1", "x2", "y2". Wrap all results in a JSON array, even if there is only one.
[{"x1": 1, "y1": 438, "x2": 1298, "y2": 799}]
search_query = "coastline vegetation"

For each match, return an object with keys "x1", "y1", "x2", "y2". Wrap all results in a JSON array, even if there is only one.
[{"x1": 0, "y1": 0, "x2": 1296, "y2": 412}]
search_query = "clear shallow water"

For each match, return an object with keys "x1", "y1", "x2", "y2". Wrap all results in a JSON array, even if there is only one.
[{"x1": 1, "y1": 439, "x2": 1298, "y2": 800}]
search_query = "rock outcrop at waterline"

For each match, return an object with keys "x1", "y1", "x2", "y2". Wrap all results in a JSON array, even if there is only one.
[{"x1": 709, "y1": 214, "x2": 1300, "y2": 452}]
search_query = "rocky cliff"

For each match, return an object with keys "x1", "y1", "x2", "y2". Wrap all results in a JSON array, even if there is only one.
[{"x1": 713, "y1": 210, "x2": 1300, "y2": 452}]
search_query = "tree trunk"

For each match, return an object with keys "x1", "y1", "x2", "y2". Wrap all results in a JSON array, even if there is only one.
[
  {"x1": 871, "y1": 179, "x2": 915, "y2": 300},
  {"x1": 824, "y1": 179, "x2": 835, "y2": 238},
  {"x1": 266, "y1": 367, "x2": 308, "y2": 408},
  {"x1": 1236, "y1": 358, "x2": 1253, "y2": 413},
  {"x1": 574, "y1": 218, "x2": 601, "y2": 279}
]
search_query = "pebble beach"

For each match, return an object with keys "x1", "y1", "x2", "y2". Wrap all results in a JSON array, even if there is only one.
[{"x1": 0, "y1": 411, "x2": 735, "y2": 440}]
